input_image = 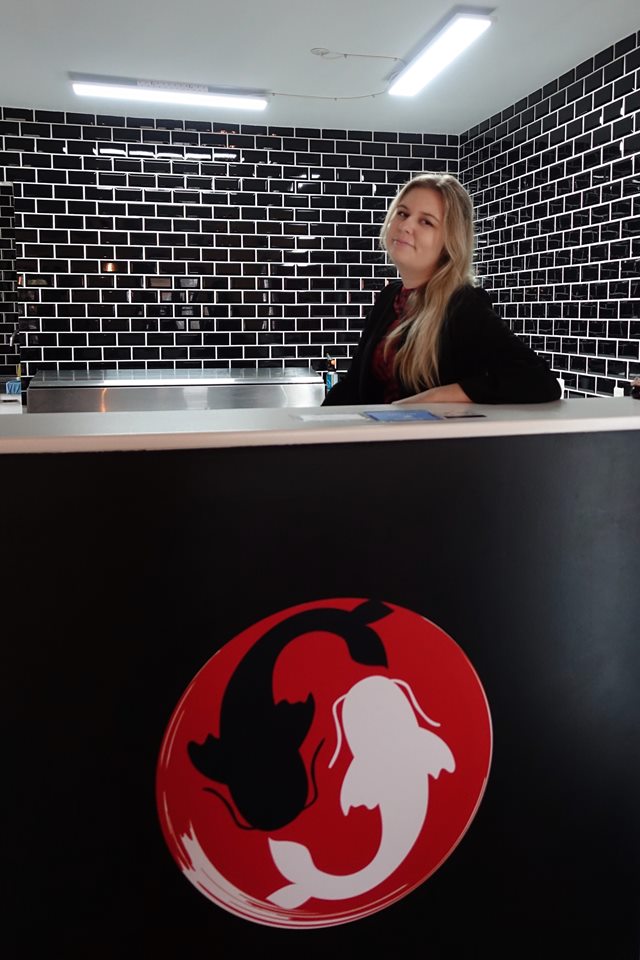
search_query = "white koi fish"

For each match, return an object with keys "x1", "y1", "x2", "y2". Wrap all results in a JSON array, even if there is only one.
[{"x1": 267, "y1": 675, "x2": 455, "y2": 909}]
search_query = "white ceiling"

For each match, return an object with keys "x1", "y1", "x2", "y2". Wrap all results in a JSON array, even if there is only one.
[{"x1": 0, "y1": 0, "x2": 638, "y2": 134}]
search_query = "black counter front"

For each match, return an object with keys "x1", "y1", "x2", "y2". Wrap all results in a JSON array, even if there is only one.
[{"x1": 4, "y1": 408, "x2": 640, "y2": 958}]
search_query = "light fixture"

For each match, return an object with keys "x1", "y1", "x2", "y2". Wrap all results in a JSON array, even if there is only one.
[
  {"x1": 389, "y1": 9, "x2": 493, "y2": 97},
  {"x1": 70, "y1": 73, "x2": 268, "y2": 111}
]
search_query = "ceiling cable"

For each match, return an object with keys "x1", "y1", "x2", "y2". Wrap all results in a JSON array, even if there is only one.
[
  {"x1": 310, "y1": 47, "x2": 405, "y2": 64},
  {"x1": 269, "y1": 47, "x2": 405, "y2": 102},
  {"x1": 270, "y1": 89, "x2": 389, "y2": 102}
]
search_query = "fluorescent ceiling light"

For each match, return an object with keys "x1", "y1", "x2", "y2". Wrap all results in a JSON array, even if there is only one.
[
  {"x1": 389, "y1": 12, "x2": 492, "y2": 97},
  {"x1": 70, "y1": 74, "x2": 268, "y2": 111}
]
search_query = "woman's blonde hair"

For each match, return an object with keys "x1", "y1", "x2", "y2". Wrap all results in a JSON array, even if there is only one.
[{"x1": 379, "y1": 173, "x2": 476, "y2": 391}]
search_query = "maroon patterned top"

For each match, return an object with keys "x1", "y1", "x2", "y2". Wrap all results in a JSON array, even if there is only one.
[{"x1": 371, "y1": 285, "x2": 414, "y2": 402}]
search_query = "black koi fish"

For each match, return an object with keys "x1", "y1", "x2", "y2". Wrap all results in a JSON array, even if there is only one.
[{"x1": 188, "y1": 600, "x2": 390, "y2": 831}]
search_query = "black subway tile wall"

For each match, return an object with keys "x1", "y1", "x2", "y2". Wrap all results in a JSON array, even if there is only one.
[
  {"x1": 0, "y1": 183, "x2": 18, "y2": 378},
  {"x1": 460, "y1": 30, "x2": 640, "y2": 397},
  {"x1": 0, "y1": 29, "x2": 638, "y2": 394},
  {"x1": 0, "y1": 112, "x2": 457, "y2": 377}
]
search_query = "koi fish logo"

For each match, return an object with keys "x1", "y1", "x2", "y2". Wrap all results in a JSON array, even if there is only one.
[
  {"x1": 156, "y1": 599, "x2": 492, "y2": 928},
  {"x1": 268, "y1": 675, "x2": 455, "y2": 908},
  {"x1": 187, "y1": 600, "x2": 390, "y2": 831}
]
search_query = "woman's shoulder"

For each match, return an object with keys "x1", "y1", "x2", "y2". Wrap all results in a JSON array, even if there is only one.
[
  {"x1": 448, "y1": 282, "x2": 493, "y2": 312},
  {"x1": 444, "y1": 284, "x2": 506, "y2": 343}
]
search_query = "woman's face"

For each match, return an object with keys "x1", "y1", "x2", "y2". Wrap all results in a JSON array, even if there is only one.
[{"x1": 387, "y1": 187, "x2": 446, "y2": 288}]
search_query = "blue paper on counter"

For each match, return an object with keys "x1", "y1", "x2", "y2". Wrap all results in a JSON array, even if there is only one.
[{"x1": 363, "y1": 410, "x2": 442, "y2": 422}]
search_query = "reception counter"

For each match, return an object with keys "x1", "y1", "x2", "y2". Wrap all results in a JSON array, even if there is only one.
[
  {"x1": 2, "y1": 393, "x2": 640, "y2": 452},
  {"x1": 3, "y1": 398, "x2": 640, "y2": 958}
]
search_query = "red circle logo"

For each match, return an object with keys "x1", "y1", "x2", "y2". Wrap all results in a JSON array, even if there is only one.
[{"x1": 156, "y1": 599, "x2": 492, "y2": 928}]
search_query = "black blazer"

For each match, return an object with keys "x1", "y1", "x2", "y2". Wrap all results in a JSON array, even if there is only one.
[{"x1": 323, "y1": 281, "x2": 561, "y2": 405}]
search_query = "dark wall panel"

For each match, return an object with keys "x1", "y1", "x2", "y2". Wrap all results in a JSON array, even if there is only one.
[
  {"x1": 0, "y1": 109, "x2": 456, "y2": 379},
  {"x1": 461, "y1": 30, "x2": 640, "y2": 397},
  {"x1": 0, "y1": 182, "x2": 18, "y2": 378},
  {"x1": 4, "y1": 432, "x2": 640, "y2": 957}
]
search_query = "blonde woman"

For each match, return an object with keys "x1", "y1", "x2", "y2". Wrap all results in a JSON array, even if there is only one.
[{"x1": 323, "y1": 173, "x2": 561, "y2": 406}]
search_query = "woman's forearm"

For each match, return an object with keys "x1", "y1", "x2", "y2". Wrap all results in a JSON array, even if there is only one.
[{"x1": 393, "y1": 383, "x2": 472, "y2": 405}]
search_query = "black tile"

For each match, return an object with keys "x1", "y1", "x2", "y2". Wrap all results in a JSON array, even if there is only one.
[{"x1": 604, "y1": 57, "x2": 625, "y2": 83}]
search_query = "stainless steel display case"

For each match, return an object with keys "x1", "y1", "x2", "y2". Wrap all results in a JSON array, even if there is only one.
[{"x1": 26, "y1": 367, "x2": 326, "y2": 413}]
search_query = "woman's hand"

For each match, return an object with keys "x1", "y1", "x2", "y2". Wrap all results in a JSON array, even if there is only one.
[{"x1": 393, "y1": 384, "x2": 472, "y2": 404}]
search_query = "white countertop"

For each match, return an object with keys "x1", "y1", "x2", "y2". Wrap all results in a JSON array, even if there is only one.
[{"x1": 1, "y1": 397, "x2": 640, "y2": 454}]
